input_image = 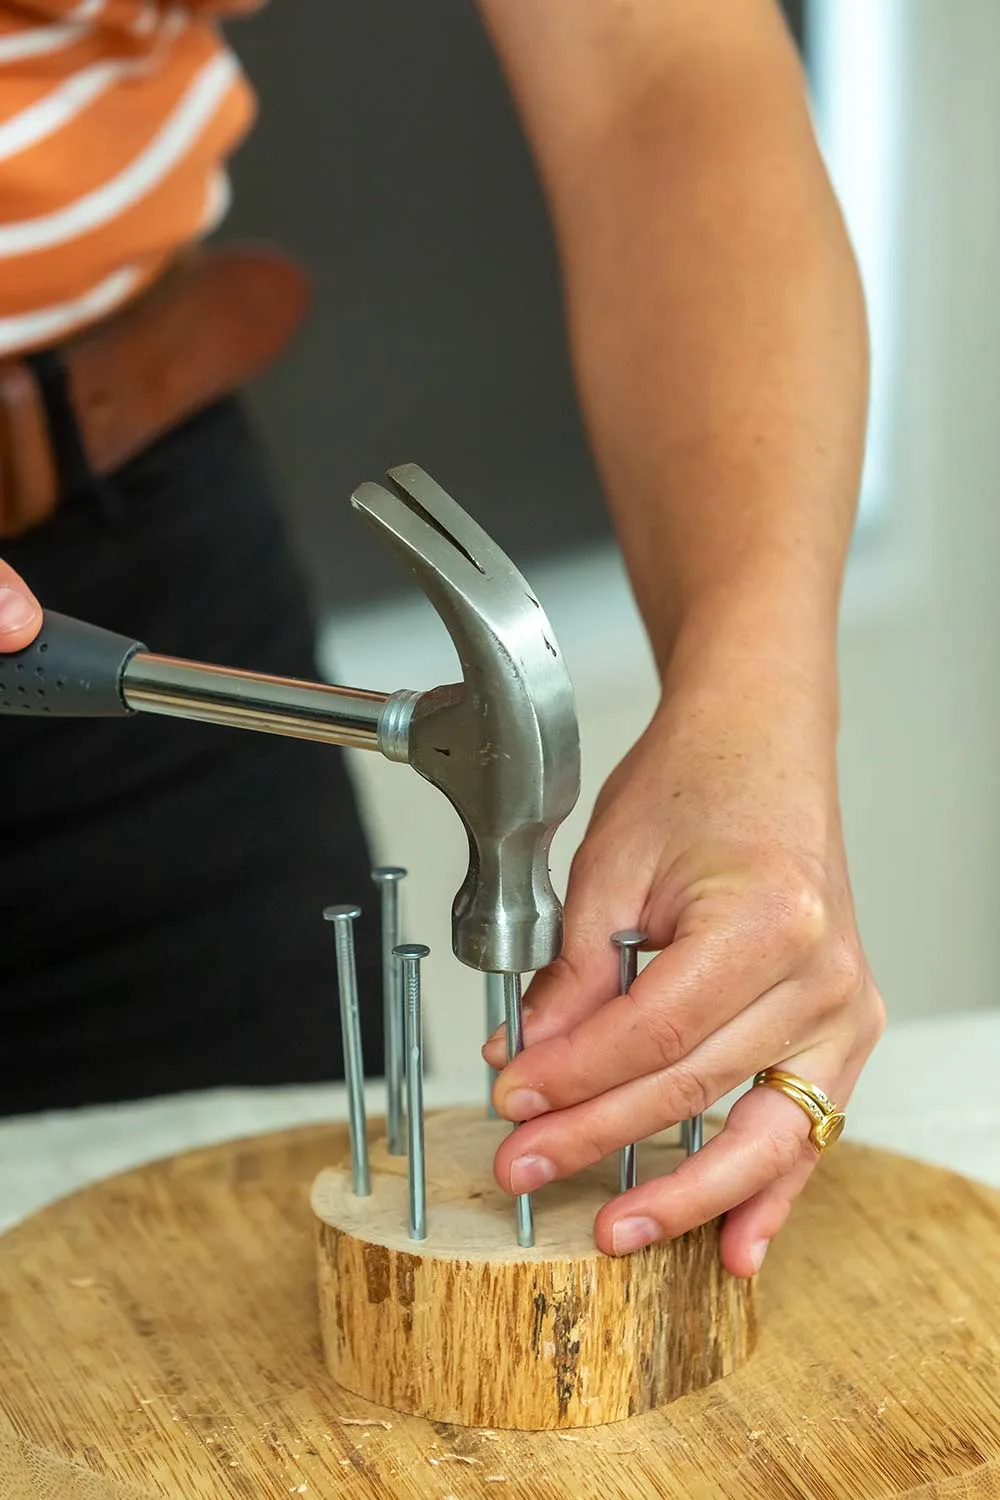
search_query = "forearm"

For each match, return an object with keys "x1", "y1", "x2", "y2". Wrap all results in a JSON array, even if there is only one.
[{"x1": 479, "y1": 1, "x2": 868, "y2": 701}]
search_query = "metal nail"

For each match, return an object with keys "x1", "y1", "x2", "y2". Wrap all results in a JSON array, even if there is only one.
[
  {"x1": 371, "y1": 866, "x2": 407, "y2": 1156},
  {"x1": 324, "y1": 904, "x2": 370, "y2": 1196},
  {"x1": 503, "y1": 972, "x2": 535, "y2": 1248},
  {"x1": 611, "y1": 930, "x2": 646, "y2": 1193},
  {"x1": 395, "y1": 943, "x2": 430, "y2": 1242},
  {"x1": 485, "y1": 972, "x2": 505, "y2": 1119},
  {"x1": 680, "y1": 1110, "x2": 703, "y2": 1156}
]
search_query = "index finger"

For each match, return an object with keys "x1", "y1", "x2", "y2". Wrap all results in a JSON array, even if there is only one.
[{"x1": 493, "y1": 923, "x2": 793, "y2": 1119}]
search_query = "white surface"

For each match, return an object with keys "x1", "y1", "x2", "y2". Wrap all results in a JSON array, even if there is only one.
[{"x1": 2, "y1": 1014, "x2": 997, "y2": 1235}]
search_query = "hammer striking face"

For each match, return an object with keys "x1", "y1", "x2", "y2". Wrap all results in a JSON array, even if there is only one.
[{"x1": 353, "y1": 466, "x2": 581, "y2": 977}]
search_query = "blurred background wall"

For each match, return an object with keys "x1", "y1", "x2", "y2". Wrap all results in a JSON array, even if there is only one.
[
  {"x1": 221, "y1": 0, "x2": 1000, "y2": 1080},
  {"x1": 221, "y1": 0, "x2": 802, "y2": 609}
]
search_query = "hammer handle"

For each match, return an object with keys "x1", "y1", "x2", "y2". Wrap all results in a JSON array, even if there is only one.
[
  {"x1": 0, "y1": 610, "x2": 391, "y2": 752},
  {"x1": 0, "y1": 611, "x2": 141, "y2": 718}
]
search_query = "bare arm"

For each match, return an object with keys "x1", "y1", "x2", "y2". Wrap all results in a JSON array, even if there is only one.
[
  {"x1": 477, "y1": 0, "x2": 867, "y2": 690},
  {"x1": 479, "y1": 0, "x2": 883, "y2": 1275}
]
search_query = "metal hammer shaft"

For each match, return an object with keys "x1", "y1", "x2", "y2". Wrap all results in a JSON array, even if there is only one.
[{"x1": 124, "y1": 654, "x2": 393, "y2": 751}]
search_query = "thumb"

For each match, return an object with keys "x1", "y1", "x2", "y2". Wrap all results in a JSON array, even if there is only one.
[
  {"x1": 481, "y1": 847, "x2": 642, "y2": 1067},
  {"x1": 0, "y1": 561, "x2": 41, "y2": 651}
]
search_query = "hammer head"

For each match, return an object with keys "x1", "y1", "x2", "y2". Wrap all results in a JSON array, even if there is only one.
[{"x1": 352, "y1": 466, "x2": 581, "y2": 975}]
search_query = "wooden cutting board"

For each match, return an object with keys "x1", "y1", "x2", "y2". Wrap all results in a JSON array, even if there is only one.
[{"x1": 1, "y1": 1118, "x2": 999, "y2": 1500}]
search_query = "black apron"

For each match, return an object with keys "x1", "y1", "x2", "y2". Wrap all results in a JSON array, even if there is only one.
[{"x1": 0, "y1": 397, "x2": 383, "y2": 1115}]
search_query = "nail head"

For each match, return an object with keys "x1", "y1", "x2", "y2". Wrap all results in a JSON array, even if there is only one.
[
  {"x1": 393, "y1": 943, "x2": 430, "y2": 961},
  {"x1": 371, "y1": 866, "x2": 407, "y2": 884},
  {"x1": 323, "y1": 904, "x2": 362, "y2": 922},
  {"x1": 611, "y1": 929, "x2": 647, "y2": 949}
]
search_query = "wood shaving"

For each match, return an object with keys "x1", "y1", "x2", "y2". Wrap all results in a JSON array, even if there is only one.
[
  {"x1": 429, "y1": 1454, "x2": 477, "y2": 1466},
  {"x1": 340, "y1": 1418, "x2": 392, "y2": 1430},
  {"x1": 68, "y1": 1277, "x2": 98, "y2": 1289}
]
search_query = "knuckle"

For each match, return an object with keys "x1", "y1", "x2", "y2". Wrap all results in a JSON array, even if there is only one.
[
  {"x1": 765, "y1": 1123, "x2": 810, "y2": 1179},
  {"x1": 859, "y1": 983, "x2": 888, "y2": 1049},
  {"x1": 665, "y1": 1064, "x2": 712, "y2": 1121},
  {"x1": 871, "y1": 987, "x2": 888, "y2": 1037},
  {"x1": 639, "y1": 1000, "x2": 687, "y2": 1071},
  {"x1": 776, "y1": 878, "x2": 829, "y2": 954},
  {"x1": 825, "y1": 935, "x2": 866, "y2": 1000},
  {"x1": 808, "y1": 936, "x2": 868, "y2": 1022},
  {"x1": 752, "y1": 859, "x2": 831, "y2": 959}
]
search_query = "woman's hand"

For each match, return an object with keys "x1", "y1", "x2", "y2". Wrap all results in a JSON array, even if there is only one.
[
  {"x1": 0, "y1": 560, "x2": 41, "y2": 650},
  {"x1": 483, "y1": 661, "x2": 884, "y2": 1277}
]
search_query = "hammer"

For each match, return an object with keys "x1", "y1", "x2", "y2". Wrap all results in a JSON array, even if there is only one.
[{"x1": 0, "y1": 463, "x2": 581, "y2": 986}]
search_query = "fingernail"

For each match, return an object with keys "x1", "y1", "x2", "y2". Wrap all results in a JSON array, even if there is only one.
[
  {"x1": 502, "y1": 1088, "x2": 549, "y2": 1121},
  {"x1": 0, "y1": 588, "x2": 38, "y2": 635},
  {"x1": 610, "y1": 1216, "x2": 661, "y2": 1256},
  {"x1": 750, "y1": 1239, "x2": 769, "y2": 1272},
  {"x1": 509, "y1": 1155, "x2": 556, "y2": 1194}
]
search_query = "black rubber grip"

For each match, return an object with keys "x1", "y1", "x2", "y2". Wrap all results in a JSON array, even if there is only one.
[{"x1": 0, "y1": 611, "x2": 144, "y2": 718}]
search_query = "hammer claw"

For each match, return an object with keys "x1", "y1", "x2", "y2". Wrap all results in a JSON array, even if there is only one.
[{"x1": 352, "y1": 466, "x2": 510, "y2": 592}]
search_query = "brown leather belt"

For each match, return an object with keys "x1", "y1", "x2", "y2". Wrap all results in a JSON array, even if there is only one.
[{"x1": 0, "y1": 245, "x2": 311, "y2": 539}]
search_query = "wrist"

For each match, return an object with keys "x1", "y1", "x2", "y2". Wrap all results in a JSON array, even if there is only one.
[{"x1": 656, "y1": 576, "x2": 841, "y2": 724}]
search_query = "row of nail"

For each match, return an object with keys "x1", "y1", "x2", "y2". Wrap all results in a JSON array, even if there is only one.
[
  {"x1": 322, "y1": 866, "x2": 428, "y2": 1240},
  {"x1": 326, "y1": 876, "x2": 702, "y2": 1252},
  {"x1": 325, "y1": 867, "x2": 531, "y2": 1248}
]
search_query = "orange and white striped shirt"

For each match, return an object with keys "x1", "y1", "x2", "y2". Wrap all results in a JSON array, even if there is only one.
[{"x1": 0, "y1": 0, "x2": 259, "y2": 358}]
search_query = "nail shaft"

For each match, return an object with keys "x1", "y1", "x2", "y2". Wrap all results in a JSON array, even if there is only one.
[
  {"x1": 372, "y1": 867, "x2": 407, "y2": 1155},
  {"x1": 396, "y1": 944, "x2": 429, "y2": 1242},
  {"x1": 503, "y1": 971, "x2": 534, "y2": 1248},
  {"x1": 619, "y1": 1142, "x2": 637, "y2": 1196},
  {"x1": 611, "y1": 930, "x2": 646, "y2": 1194},
  {"x1": 687, "y1": 1113, "x2": 704, "y2": 1155},
  {"x1": 324, "y1": 905, "x2": 370, "y2": 1196},
  {"x1": 485, "y1": 972, "x2": 505, "y2": 1119}
]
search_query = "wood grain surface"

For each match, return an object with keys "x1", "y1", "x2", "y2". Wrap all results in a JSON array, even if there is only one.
[
  {"x1": 313, "y1": 1111, "x2": 755, "y2": 1428},
  {"x1": 1, "y1": 1116, "x2": 999, "y2": 1499}
]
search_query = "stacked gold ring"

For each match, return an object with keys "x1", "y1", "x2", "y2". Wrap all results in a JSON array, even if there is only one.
[{"x1": 752, "y1": 1067, "x2": 846, "y2": 1152}]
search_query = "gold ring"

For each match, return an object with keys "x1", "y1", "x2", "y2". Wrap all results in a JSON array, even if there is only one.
[{"x1": 752, "y1": 1067, "x2": 846, "y2": 1152}]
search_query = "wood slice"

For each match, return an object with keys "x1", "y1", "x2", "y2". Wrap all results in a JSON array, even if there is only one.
[
  {"x1": 1, "y1": 1118, "x2": 1000, "y2": 1499},
  {"x1": 312, "y1": 1109, "x2": 755, "y2": 1428}
]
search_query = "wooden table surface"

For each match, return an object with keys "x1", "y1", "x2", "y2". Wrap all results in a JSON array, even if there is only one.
[{"x1": 1, "y1": 1118, "x2": 999, "y2": 1500}]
